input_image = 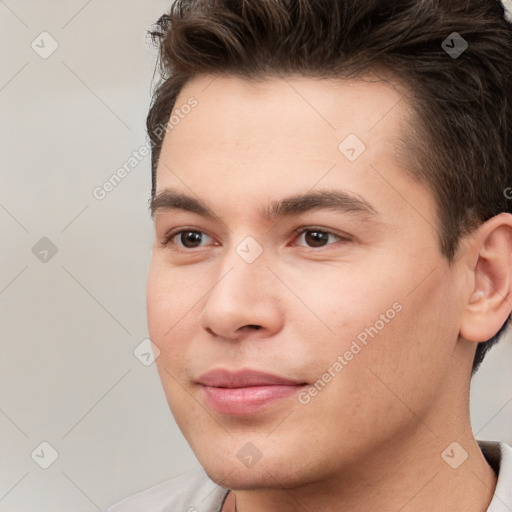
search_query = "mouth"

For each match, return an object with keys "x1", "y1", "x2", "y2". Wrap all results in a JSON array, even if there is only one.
[{"x1": 196, "y1": 368, "x2": 308, "y2": 415}]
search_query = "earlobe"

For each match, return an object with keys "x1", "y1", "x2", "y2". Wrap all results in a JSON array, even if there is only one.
[{"x1": 459, "y1": 213, "x2": 512, "y2": 343}]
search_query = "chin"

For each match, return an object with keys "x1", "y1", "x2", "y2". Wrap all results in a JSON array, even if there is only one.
[
  {"x1": 199, "y1": 447, "x2": 319, "y2": 492},
  {"x1": 206, "y1": 470, "x2": 267, "y2": 490},
  {"x1": 202, "y1": 463, "x2": 294, "y2": 491}
]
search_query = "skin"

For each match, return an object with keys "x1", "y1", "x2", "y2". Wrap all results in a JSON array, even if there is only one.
[{"x1": 146, "y1": 74, "x2": 512, "y2": 512}]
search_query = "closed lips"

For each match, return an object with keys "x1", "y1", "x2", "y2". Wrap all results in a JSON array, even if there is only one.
[
  {"x1": 197, "y1": 368, "x2": 307, "y2": 388},
  {"x1": 197, "y1": 368, "x2": 309, "y2": 416}
]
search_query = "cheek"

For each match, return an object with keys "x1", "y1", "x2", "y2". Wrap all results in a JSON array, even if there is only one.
[
  {"x1": 146, "y1": 262, "x2": 193, "y2": 383},
  {"x1": 291, "y1": 257, "x2": 454, "y2": 389},
  {"x1": 344, "y1": 269, "x2": 460, "y2": 414},
  {"x1": 283, "y1": 260, "x2": 401, "y2": 340},
  {"x1": 146, "y1": 259, "x2": 201, "y2": 340}
]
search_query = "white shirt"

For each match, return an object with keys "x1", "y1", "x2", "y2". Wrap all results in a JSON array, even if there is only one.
[{"x1": 106, "y1": 440, "x2": 512, "y2": 512}]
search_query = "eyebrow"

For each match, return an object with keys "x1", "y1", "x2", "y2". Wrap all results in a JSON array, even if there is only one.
[{"x1": 149, "y1": 188, "x2": 378, "y2": 222}]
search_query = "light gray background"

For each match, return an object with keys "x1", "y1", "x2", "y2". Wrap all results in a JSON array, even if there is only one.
[{"x1": 0, "y1": 1, "x2": 511, "y2": 511}]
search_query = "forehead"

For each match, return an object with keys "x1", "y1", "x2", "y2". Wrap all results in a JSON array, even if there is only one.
[
  {"x1": 154, "y1": 73, "x2": 435, "y2": 229},
  {"x1": 162, "y1": 73, "x2": 408, "y2": 164}
]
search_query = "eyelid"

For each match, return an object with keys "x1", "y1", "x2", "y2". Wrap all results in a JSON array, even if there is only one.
[{"x1": 293, "y1": 226, "x2": 351, "y2": 239}]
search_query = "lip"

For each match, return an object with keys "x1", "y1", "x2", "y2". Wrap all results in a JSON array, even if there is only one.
[{"x1": 197, "y1": 368, "x2": 307, "y2": 415}]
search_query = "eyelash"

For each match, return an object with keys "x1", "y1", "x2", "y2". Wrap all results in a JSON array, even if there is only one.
[{"x1": 160, "y1": 226, "x2": 351, "y2": 250}]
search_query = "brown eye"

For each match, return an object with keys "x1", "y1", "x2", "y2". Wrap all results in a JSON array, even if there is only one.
[
  {"x1": 179, "y1": 230, "x2": 205, "y2": 248},
  {"x1": 303, "y1": 230, "x2": 331, "y2": 247},
  {"x1": 162, "y1": 229, "x2": 214, "y2": 249},
  {"x1": 295, "y1": 228, "x2": 345, "y2": 249}
]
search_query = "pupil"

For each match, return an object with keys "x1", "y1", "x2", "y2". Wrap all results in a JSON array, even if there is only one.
[
  {"x1": 182, "y1": 231, "x2": 202, "y2": 247},
  {"x1": 305, "y1": 231, "x2": 328, "y2": 247}
]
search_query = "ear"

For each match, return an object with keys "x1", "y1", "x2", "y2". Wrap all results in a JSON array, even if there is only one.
[{"x1": 459, "y1": 213, "x2": 512, "y2": 342}]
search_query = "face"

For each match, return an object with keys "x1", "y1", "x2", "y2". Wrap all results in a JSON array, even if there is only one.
[{"x1": 146, "y1": 74, "x2": 466, "y2": 489}]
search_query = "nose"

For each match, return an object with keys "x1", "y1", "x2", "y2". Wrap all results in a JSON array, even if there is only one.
[{"x1": 198, "y1": 250, "x2": 284, "y2": 341}]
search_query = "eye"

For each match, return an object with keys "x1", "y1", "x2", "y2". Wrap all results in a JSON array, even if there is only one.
[
  {"x1": 160, "y1": 226, "x2": 350, "y2": 251},
  {"x1": 293, "y1": 227, "x2": 349, "y2": 249},
  {"x1": 161, "y1": 229, "x2": 215, "y2": 249}
]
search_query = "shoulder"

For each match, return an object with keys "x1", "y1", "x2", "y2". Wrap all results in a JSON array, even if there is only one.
[
  {"x1": 106, "y1": 466, "x2": 230, "y2": 512},
  {"x1": 479, "y1": 440, "x2": 512, "y2": 512}
]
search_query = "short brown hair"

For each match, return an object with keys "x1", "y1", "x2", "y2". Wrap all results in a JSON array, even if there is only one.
[{"x1": 146, "y1": 0, "x2": 512, "y2": 374}]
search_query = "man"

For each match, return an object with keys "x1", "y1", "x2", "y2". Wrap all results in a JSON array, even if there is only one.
[{"x1": 108, "y1": 0, "x2": 512, "y2": 511}]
